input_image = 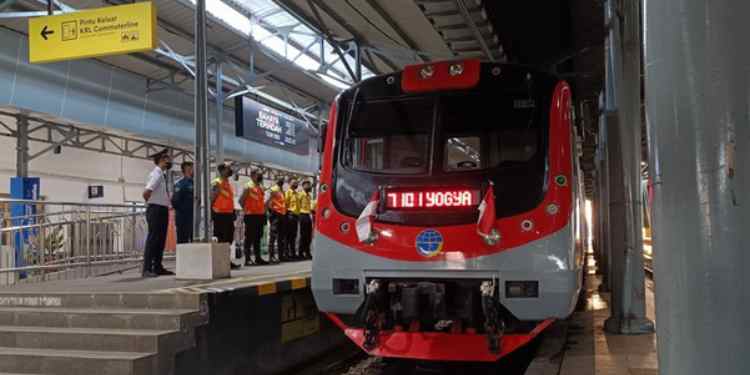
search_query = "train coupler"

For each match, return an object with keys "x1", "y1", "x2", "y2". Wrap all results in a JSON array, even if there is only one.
[
  {"x1": 481, "y1": 280, "x2": 505, "y2": 354},
  {"x1": 363, "y1": 280, "x2": 381, "y2": 350}
]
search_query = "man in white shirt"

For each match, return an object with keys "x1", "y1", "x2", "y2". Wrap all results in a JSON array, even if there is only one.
[{"x1": 142, "y1": 150, "x2": 174, "y2": 277}]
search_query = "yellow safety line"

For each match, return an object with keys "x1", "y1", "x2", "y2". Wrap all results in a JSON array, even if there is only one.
[
  {"x1": 159, "y1": 270, "x2": 310, "y2": 293},
  {"x1": 257, "y1": 283, "x2": 278, "y2": 296},
  {"x1": 291, "y1": 278, "x2": 307, "y2": 290}
]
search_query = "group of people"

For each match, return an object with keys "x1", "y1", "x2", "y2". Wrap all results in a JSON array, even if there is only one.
[
  {"x1": 141, "y1": 149, "x2": 315, "y2": 278},
  {"x1": 210, "y1": 163, "x2": 315, "y2": 268}
]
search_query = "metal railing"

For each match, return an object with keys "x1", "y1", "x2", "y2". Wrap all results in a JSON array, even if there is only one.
[{"x1": 0, "y1": 198, "x2": 156, "y2": 286}]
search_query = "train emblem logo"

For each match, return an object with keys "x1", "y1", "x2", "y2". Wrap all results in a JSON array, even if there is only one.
[{"x1": 415, "y1": 229, "x2": 444, "y2": 257}]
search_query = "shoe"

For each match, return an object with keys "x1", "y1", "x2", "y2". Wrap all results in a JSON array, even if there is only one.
[
  {"x1": 244, "y1": 260, "x2": 254, "y2": 267},
  {"x1": 156, "y1": 268, "x2": 175, "y2": 276},
  {"x1": 255, "y1": 258, "x2": 269, "y2": 265},
  {"x1": 230, "y1": 263, "x2": 241, "y2": 270},
  {"x1": 142, "y1": 271, "x2": 158, "y2": 278}
]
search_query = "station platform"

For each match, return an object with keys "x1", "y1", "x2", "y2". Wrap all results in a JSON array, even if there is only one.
[
  {"x1": 0, "y1": 259, "x2": 343, "y2": 375},
  {"x1": 529, "y1": 255, "x2": 658, "y2": 375},
  {"x1": 1, "y1": 260, "x2": 311, "y2": 295}
]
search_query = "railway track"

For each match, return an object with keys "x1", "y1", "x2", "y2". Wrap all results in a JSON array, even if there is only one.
[{"x1": 291, "y1": 334, "x2": 543, "y2": 375}]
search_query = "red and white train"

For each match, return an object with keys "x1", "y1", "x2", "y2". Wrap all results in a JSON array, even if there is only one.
[{"x1": 312, "y1": 60, "x2": 585, "y2": 361}]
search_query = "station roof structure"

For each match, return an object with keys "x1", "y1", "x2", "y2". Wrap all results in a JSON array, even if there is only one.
[{"x1": 1, "y1": 0, "x2": 603, "y2": 190}]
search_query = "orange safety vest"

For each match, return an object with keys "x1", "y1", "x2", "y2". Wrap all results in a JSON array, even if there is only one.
[
  {"x1": 212, "y1": 177, "x2": 235, "y2": 214},
  {"x1": 269, "y1": 185, "x2": 287, "y2": 215},
  {"x1": 244, "y1": 181, "x2": 265, "y2": 215}
]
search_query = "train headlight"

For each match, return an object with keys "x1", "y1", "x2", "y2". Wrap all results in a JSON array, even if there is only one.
[
  {"x1": 449, "y1": 63, "x2": 464, "y2": 76},
  {"x1": 420, "y1": 65, "x2": 435, "y2": 79},
  {"x1": 506, "y1": 281, "x2": 539, "y2": 298},
  {"x1": 546, "y1": 203, "x2": 560, "y2": 215},
  {"x1": 340, "y1": 222, "x2": 350, "y2": 233},
  {"x1": 521, "y1": 219, "x2": 534, "y2": 232},
  {"x1": 481, "y1": 229, "x2": 501, "y2": 246}
]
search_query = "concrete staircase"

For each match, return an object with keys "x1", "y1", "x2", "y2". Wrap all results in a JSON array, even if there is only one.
[{"x1": 0, "y1": 292, "x2": 208, "y2": 375}]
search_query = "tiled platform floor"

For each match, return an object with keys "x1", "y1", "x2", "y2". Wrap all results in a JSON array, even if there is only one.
[{"x1": 558, "y1": 257, "x2": 658, "y2": 375}]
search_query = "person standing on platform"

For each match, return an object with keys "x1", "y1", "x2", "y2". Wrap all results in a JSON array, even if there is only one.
[
  {"x1": 172, "y1": 161, "x2": 194, "y2": 244},
  {"x1": 284, "y1": 179, "x2": 300, "y2": 260},
  {"x1": 267, "y1": 177, "x2": 287, "y2": 264},
  {"x1": 142, "y1": 150, "x2": 174, "y2": 277},
  {"x1": 211, "y1": 164, "x2": 240, "y2": 269},
  {"x1": 298, "y1": 180, "x2": 314, "y2": 260},
  {"x1": 240, "y1": 169, "x2": 267, "y2": 266}
]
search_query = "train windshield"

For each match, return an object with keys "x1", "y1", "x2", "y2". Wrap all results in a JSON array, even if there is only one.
[
  {"x1": 334, "y1": 72, "x2": 553, "y2": 225},
  {"x1": 344, "y1": 94, "x2": 540, "y2": 175},
  {"x1": 345, "y1": 97, "x2": 433, "y2": 175}
]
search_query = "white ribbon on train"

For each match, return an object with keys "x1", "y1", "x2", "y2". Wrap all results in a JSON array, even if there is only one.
[{"x1": 356, "y1": 191, "x2": 380, "y2": 243}]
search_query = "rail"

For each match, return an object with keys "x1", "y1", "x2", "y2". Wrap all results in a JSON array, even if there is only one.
[{"x1": 0, "y1": 198, "x2": 161, "y2": 286}]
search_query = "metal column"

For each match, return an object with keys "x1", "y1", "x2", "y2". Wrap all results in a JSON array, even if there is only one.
[
  {"x1": 194, "y1": 0, "x2": 211, "y2": 242},
  {"x1": 603, "y1": 0, "x2": 653, "y2": 334},
  {"x1": 215, "y1": 61, "x2": 225, "y2": 164},
  {"x1": 644, "y1": 0, "x2": 750, "y2": 373},
  {"x1": 595, "y1": 98, "x2": 611, "y2": 290},
  {"x1": 16, "y1": 117, "x2": 29, "y2": 178}
]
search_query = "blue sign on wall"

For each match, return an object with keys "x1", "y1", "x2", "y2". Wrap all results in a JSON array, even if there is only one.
[
  {"x1": 10, "y1": 177, "x2": 40, "y2": 274},
  {"x1": 235, "y1": 97, "x2": 310, "y2": 156}
]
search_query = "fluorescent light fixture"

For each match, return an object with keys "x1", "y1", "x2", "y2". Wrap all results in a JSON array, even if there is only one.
[{"x1": 189, "y1": 0, "x2": 374, "y2": 88}]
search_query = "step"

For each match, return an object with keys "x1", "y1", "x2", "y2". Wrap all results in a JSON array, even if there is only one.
[
  {"x1": 0, "y1": 347, "x2": 156, "y2": 375},
  {"x1": 0, "y1": 292, "x2": 204, "y2": 310},
  {"x1": 0, "y1": 307, "x2": 204, "y2": 331},
  {"x1": 0, "y1": 326, "x2": 194, "y2": 354}
]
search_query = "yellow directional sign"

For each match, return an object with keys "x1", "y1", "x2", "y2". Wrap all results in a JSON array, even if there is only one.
[{"x1": 28, "y1": 2, "x2": 157, "y2": 64}]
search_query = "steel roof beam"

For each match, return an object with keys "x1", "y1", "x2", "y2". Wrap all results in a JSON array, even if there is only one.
[
  {"x1": 455, "y1": 0, "x2": 494, "y2": 61},
  {"x1": 363, "y1": 0, "x2": 429, "y2": 62}
]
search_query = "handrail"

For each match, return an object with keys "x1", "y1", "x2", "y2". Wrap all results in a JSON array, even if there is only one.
[
  {"x1": 0, "y1": 211, "x2": 145, "y2": 233},
  {"x1": 0, "y1": 199, "x2": 152, "y2": 286},
  {"x1": 0, "y1": 255, "x2": 176, "y2": 274},
  {"x1": 0, "y1": 198, "x2": 146, "y2": 209}
]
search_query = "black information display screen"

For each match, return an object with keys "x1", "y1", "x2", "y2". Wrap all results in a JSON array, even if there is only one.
[{"x1": 235, "y1": 97, "x2": 310, "y2": 155}]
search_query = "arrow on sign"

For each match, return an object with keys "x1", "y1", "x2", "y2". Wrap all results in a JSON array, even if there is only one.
[{"x1": 41, "y1": 25, "x2": 54, "y2": 40}]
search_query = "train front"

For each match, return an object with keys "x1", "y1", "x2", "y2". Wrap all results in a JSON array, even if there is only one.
[{"x1": 312, "y1": 60, "x2": 584, "y2": 362}]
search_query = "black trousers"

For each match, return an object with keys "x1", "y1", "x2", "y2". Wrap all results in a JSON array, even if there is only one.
[
  {"x1": 143, "y1": 204, "x2": 168, "y2": 273},
  {"x1": 213, "y1": 212, "x2": 235, "y2": 244},
  {"x1": 268, "y1": 212, "x2": 285, "y2": 259},
  {"x1": 243, "y1": 214, "x2": 265, "y2": 261},
  {"x1": 299, "y1": 214, "x2": 313, "y2": 257},
  {"x1": 175, "y1": 211, "x2": 193, "y2": 244},
  {"x1": 285, "y1": 213, "x2": 299, "y2": 257}
]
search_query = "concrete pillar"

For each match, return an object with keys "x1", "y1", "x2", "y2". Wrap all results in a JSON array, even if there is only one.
[
  {"x1": 595, "y1": 107, "x2": 610, "y2": 290},
  {"x1": 644, "y1": 0, "x2": 750, "y2": 373},
  {"x1": 603, "y1": 0, "x2": 653, "y2": 334}
]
